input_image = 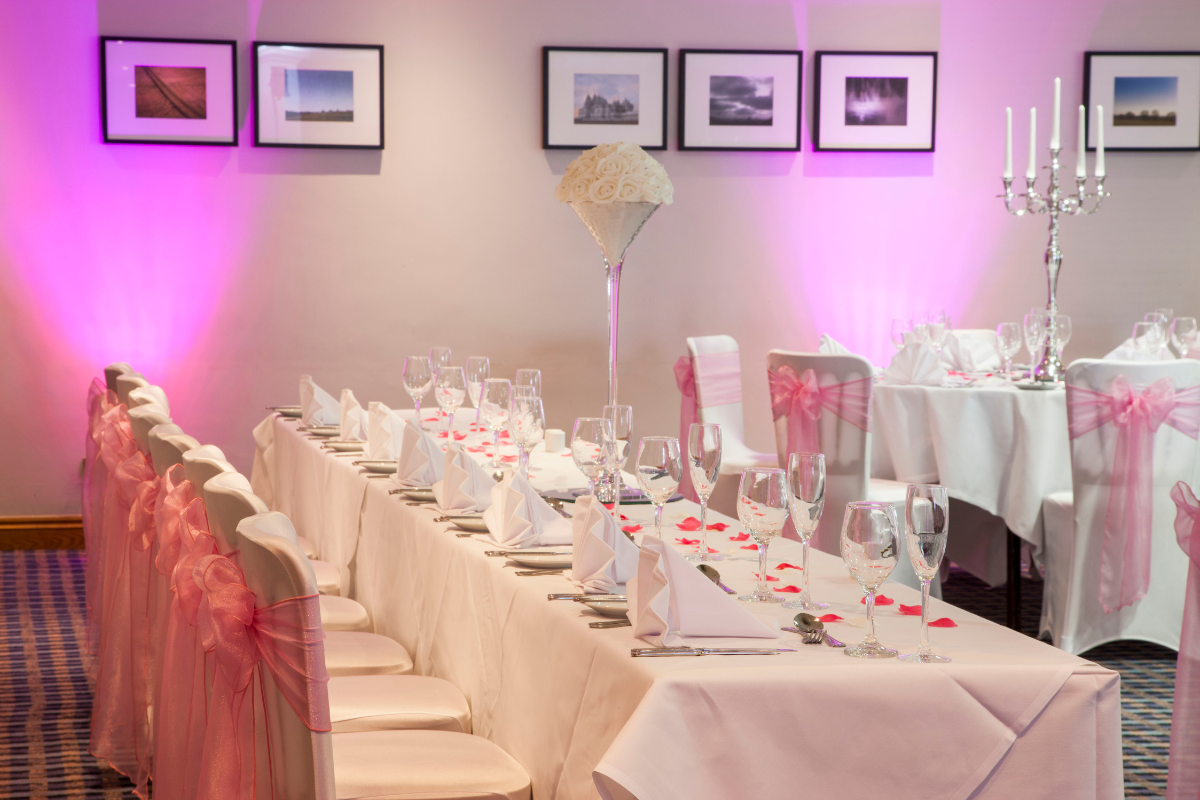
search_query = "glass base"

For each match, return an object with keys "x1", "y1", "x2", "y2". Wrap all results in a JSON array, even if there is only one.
[
  {"x1": 898, "y1": 651, "x2": 951, "y2": 663},
  {"x1": 844, "y1": 641, "x2": 898, "y2": 659},
  {"x1": 781, "y1": 598, "x2": 828, "y2": 611},
  {"x1": 738, "y1": 590, "x2": 781, "y2": 603},
  {"x1": 684, "y1": 552, "x2": 724, "y2": 562}
]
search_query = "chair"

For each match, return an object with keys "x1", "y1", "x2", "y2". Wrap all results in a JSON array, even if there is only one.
[
  {"x1": 115, "y1": 373, "x2": 150, "y2": 406},
  {"x1": 766, "y1": 350, "x2": 939, "y2": 596},
  {"x1": 235, "y1": 522, "x2": 531, "y2": 800},
  {"x1": 1040, "y1": 358, "x2": 1200, "y2": 654},
  {"x1": 181, "y1": 451, "x2": 237, "y2": 500},
  {"x1": 147, "y1": 425, "x2": 201, "y2": 478},
  {"x1": 127, "y1": 385, "x2": 170, "y2": 415},
  {"x1": 128, "y1": 405, "x2": 171, "y2": 455},
  {"x1": 104, "y1": 362, "x2": 134, "y2": 394}
]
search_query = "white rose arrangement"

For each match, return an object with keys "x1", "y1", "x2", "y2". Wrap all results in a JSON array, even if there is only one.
[{"x1": 555, "y1": 142, "x2": 674, "y2": 205}]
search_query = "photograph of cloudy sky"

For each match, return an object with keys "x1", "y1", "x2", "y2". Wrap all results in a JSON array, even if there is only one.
[
  {"x1": 284, "y1": 68, "x2": 354, "y2": 122},
  {"x1": 1113, "y1": 76, "x2": 1177, "y2": 126},
  {"x1": 709, "y1": 75, "x2": 774, "y2": 126}
]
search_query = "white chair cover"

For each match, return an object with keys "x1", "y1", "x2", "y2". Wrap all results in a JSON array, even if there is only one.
[
  {"x1": 147, "y1": 424, "x2": 199, "y2": 478},
  {"x1": 115, "y1": 373, "x2": 149, "y2": 406},
  {"x1": 128, "y1": 385, "x2": 170, "y2": 415},
  {"x1": 104, "y1": 362, "x2": 134, "y2": 394},
  {"x1": 127, "y1": 405, "x2": 171, "y2": 455}
]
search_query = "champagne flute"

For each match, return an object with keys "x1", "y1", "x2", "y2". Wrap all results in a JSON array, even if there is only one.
[
  {"x1": 515, "y1": 369, "x2": 542, "y2": 397},
  {"x1": 402, "y1": 356, "x2": 433, "y2": 429},
  {"x1": 1133, "y1": 321, "x2": 1161, "y2": 355},
  {"x1": 782, "y1": 453, "x2": 826, "y2": 610},
  {"x1": 480, "y1": 378, "x2": 511, "y2": 469},
  {"x1": 1171, "y1": 317, "x2": 1198, "y2": 357},
  {"x1": 1148, "y1": 311, "x2": 1171, "y2": 358},
  {"x1": 841, "y1": 501, "x2": 900, "y2": 658},
  {"x1": 995, "y1": 322, "x2": 1022, "y2": 379},
  {"x1": 736, "y1": 468, "x2": 789, "y2": 603},
  {"x1": 899, "y1": 484, "x2": 951, "y2": 663},
  {"x1": 603, "y1": 405, "x2": 633, "y2": 519},
  {"x1": 889, "y1": 319, "x2": 908, "y2": 350},
  {"x1": 1023, "y1": 310, "x2": 1045, "y2": 372},
  {"x1": 1054, "y1": 315, "x2": 1072, "y2": 361},
  {"x1": 466, "y1": 356, "x2": 490, "y2": 433},
  {"x1": 434, "y1": 367, "x2": 467, "y2": 438},
  {"x1": 572, "y1": 417, "x2": 613, "y2": 497},
  {"x1": 430, "y1": 347, "x2": 452, "y2": 372},
  {"x1": 635, "y1": 436, "x2": 681, "y2": 538},
  {"x1": 686, "y1": 423, "x2": 722, "y2": 563},
  {"x1": 508, "y1": 396, "x2": 545, "y2": 478}
]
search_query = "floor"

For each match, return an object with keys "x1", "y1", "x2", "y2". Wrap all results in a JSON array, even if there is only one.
[{"x1": 0, "y1": 551, "x2": 1177, "y2": 798}]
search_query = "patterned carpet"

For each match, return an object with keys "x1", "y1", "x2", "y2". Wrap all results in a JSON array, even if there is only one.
[{"x1": 0, "y1": 551, "x2": 1179, "y2": 798}]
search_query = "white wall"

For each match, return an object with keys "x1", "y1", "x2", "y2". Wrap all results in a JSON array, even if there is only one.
[{"x1": 0, "y1": 0, "x2": 1198, "y2": 515}]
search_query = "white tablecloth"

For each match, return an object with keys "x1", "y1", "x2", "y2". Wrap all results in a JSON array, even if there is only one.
[{"x1": 254, "y1": 413, "x2": 1120, "y2": 800}]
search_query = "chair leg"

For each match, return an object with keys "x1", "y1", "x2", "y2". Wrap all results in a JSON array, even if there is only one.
[{"x1": 1006, "y1": 530, "x2": 1022, "y2": 633}]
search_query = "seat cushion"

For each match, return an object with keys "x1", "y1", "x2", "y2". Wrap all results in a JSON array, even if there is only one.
[
  {"x1": 867, "y1": 478, "x2": 909, "y2": 505},
  {"x1": 332, "y1": 730, "x2": 530, "y2": 800},
  {"x1": 296, "y1": 534, "x2": 317, "y2": 559},
  {"x1": 320, "y1": 595, "x2": 372, "y2": 632},
  {"x1": 325, "y1": 631, "x2": 413, "y2": 677},
  {"x1": 310, "y1": 558, "x2": 341, "y2": 595},
  {"x1": 329, "y1": 675, "x2": 471, "y2": 733}
]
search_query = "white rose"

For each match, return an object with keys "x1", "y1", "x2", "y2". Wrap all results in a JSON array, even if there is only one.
[
  {"x1": 595, "y1": 155, "x2": 626, "y2": 179},
  {"x1": 624, "y1": 158, "x2": 650, "y2": 179},
  {"x1": 588, "y1": 177, "x2": 620, "y2": 203},
  {"x1": 595, "y1": 143, "x2": 618, "y2": 158},
  {"x1": 640, "y1": 175, "x2": 667, "y2": 203},
  {"x1": 568, "y1": 176, "x2": 593, "y2": 202},
  {"x1": 616, "y1": 175, "x2": 644, "y2": 201}
]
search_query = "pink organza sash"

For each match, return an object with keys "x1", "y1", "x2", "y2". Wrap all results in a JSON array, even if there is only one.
[
  {"x1": 193, "y1": 554, "x2": 331, "y2": 800},
  {"x1": 673, "y1": 351, "x2": 746, "y2": 503},
  {"x1": 1169, "y1": 482, "x2": 1200, "y2": 800},
  {"x1": 1067, "y1": 378, "x2": 1200, "y2": 613},
  {"x1": 92, "y1": 405, "x2": 137, "y2": 668},
  {"x1": 768, "y1": 365, "x2": 873, "y2": 457}
]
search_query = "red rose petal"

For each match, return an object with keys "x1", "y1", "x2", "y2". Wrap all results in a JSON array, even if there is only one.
[
  {"x1": 676, "y1": 517, "x2": 702, "y2": 531},
  {"x1": 602, "y1": 503, "x2": 614, "y2": 510},
  {"x1": 622, "y1": 525, "x2": 642, "y2": 534},
  {"x1": 752, "y1": 573, "x2": 780, "y2": 582},
  {"x1": 775, "y1": 585, "x2": 801, "y2": 593},
  {"x1": 500, "y1": 455, "x2": 517, "y2": 463},
  {"x1": 707, "y1": 522, "x2": 729, "y2": 531},
  {"x1": 454, "y1": 432, "x2": 467, "y2": 441},
  {"x1": 620, "y1": 514, "x2": 628, "y2": 521},
  {"x1": 861, "y1": 595, "x2": 894, "y2": 605},
  {"x1": 818, "y1": 614, "x2": 844, "y2": 623},
  {"x1": 775, "y1": 562, "x2": 802, "y2": 571},
  {"x1": 676, "y1": 538, "x2": 700, "y2": 545},
  {"x1": 898, "y1": 604, "x2": 922, "y2": 615},
  {"x1": 423, "y1": 417, "x2": 439, "y2": 422},
  {"x1": 928, "y1": 617, "x2": 958, "y2": 628},
  {"x1": 729, "y1": 532, "x2": 750, "y2": 541},
  {"x1": 740, "y1": 544, "x2": 760, "y2": 550}
]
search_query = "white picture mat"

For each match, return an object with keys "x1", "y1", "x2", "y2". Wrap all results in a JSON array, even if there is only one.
[
  {"x1": 817, "y1": 54, "x2": 935, "y2": 149},
  {"x1": 1087, "y1": 55, "x2": 1200, "y2": 149},
  {"x1": 682, "y1": 52, "x2": 800, "y2": 148},
  {"x1": 104, "y1": 40, "x2": 234, "y2": 142},
  {"x1": 546, "y1": 50, "x2": 664, "y2": 148},
  {"x1": 256, "y1": 45, "x2": 382, "y2": 146}
]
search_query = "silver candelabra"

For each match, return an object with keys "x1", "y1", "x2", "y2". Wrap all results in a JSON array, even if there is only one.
[{"x1": 1001, "y1": 149, "x2": 1108, "y2": 383}]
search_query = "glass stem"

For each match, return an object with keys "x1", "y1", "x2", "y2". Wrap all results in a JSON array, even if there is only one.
[
  {"x1": 698, "y1": 498, "x2": 709, "y2": 561},
  {"x1": 589, "y1": 475, "x2": 598, "y2": 497},
  {"x1": 756, "y1": 537, "x2": 770, "y2": 597},
  {"x1": 415, "y1": 399, "x2": 422, "y2": 429},
  {"x1": 919, "y1": 578, "x2": 931, "y2": 656},
  {"x1": 654, "y1": 503, "x2": 663, "y2": 537},
  {"x1": 611, "y1": 470, "x2": 621, "y2": 519},
  {"x1": 799, "y1": 540, "x2": 811, "y2": 605},
  {"x1": 492, "y1": 430, "x2": 500, "y2": 461},
  {"x1": 1003, "y1": 356, "x2": 1012, "y2": 377},
  {"x1": 865, "y1": 590, "x2": 877, "y2": 645}
]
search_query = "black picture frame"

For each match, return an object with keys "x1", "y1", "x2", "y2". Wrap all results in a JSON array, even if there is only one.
[
  {"x1": 100, "y1": 36, "x2": 238, "y2": 146},
  {"x1": 678, "y1": 49, "x2": 803, "y2": 151},
  {"x1": 542, "y1": 46, "x2": 668, "y2": 150},
  {"x1": 813, "y1": 50, "x2": 938, "y2": 152},
  {"x1": 1083, "y1": 51, "x2": 1200, "y2": 152},
  {"x1": 252, "y1": 41, "x2": 385, "y2": 150}
]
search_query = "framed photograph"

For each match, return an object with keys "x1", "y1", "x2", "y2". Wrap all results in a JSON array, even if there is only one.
[
  {"x1": 253, "y1": 42, "x2": 384, "y2": 149},
  {"x1": 678, "y1": 49, "x2": 802, "y2": 151},
  {"x1": 1084, "y1": 52, "x2": 1200, "y2": 151},
  {"x1": 100, "y1": 37, "x2": 237, "y2": 145},
  {"x1": 542, "y1": 46, "x2": 667, "y2": 150},
  {"x1": 813, "y1": 51, "x2": 938, "y2": 151}
]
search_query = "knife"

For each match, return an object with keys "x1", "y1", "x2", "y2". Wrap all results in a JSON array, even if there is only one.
[{"x1": 630, "y1": 647, "x2": 797, "y2": 657}]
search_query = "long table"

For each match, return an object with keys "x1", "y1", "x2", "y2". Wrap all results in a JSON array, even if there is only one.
[{"x1": 253, "y1": 412, "x2": 1122, "y2": 800}]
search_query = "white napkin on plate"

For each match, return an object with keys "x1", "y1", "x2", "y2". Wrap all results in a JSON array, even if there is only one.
[
  {"x1": 628, "y1": 536, "x2": 779, "y2": 647},
  {"x1": 432, "y1": 443, "x2": 496, "y2": 513},
  {"x1": 569, "y1": 495, "x2": 639, "y2": 594},
  {"x1": 1104, "y1": 338, "x2": 1174, "y2": 361},
  {"x1": 339, "y1": 389, "x2": 368, "y2": 441},
  {"x1": 481, "y1": 471, "x2": 572, "y2": 548},
  {"x1": 941, "y1": 331, "x2": 1001, "y2": 373},
  {"x1": 880, "y1": 342, "x2": 947, "y2": 386},
  {"x1": 818, "y1": 334, "x2": 852, "y2": 355},
  {"x1": 299, "y1": 375, "x2": 339, "y2": 426},
  {"x1": 393, "y1": 420, "x2": 444, "y2": 487},
  {"x1": 367, "y1": 402, "x2": 406, "y2": 460}
]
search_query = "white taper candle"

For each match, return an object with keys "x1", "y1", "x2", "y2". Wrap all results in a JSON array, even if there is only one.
[
  {"x1": 1076, "y1": 105, "x2": 1086, "y2": 178},
  {"x1": 1027, "y1": 107, "x2": 1037, "y2": 180},
  {"x1": 1095, "y1": 105, "x2": 1106, "y2": 177},
  {"x1": 1051, "y1": 77, "x2": 1061, "y2": 149},
  {"x1": 1004, "y1": 107, "x2": 1013, "y2": 179}
]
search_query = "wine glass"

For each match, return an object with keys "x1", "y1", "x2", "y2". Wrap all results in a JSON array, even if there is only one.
[
  {"x1": 1171, "y1": 317, "x2": 1198, "y2": 356},
  {"x1": 1023, "y1": 310, "x2": 1046, "y2": 371},
  {"x1": 685, "y1": 423, "x2": 722, "y2": 563},
  {"x1": 782, "y1": 453, "x2": 826, "y2": 610},
  {"x1": 603, "y1": 405, "x2": 633, "y2": 519},
  {"x1": 508, "y1": 396, "x2": 545, "y2": 478},
  {"x1": 995, "y1": 323, "x2": 1022, "y2": 379},
  {"x1": 736, "y1": 468, "x2": 789, "y2": 603},
  {"x1": 510, "y1": 385, "x2": 536, "y2": 404},
  {"x1": 466, "y1": 357, "x2": 490, "y2": 432},
  {"x1": 434, "y1": 367, "x2": 467, "y2": 438},
  {"x1": 840, "y1": 501, "x2": 900, "y2": 658},
  {"x1": 890, "y1": 319, "x2": 908, "y2": 350},
  {"x1": 927, "y1": 312, "x2": 952, "y2": 357},
  {"x1": 480, "y1": 378, "x2": 511, "y2": 469},
  {"x1": 1133, "y1": 321, "x2": 1161, "y2": 355},
  {"x1": 515, "y1": 369, "x2": 542, "y2": 397},
  {"x1": 572, "y1": 417, "x2": 613, "y2": 497},
  {"x1": 635, "y1": 436, "x2": 681, "y2": 539},
  {"x1": 899, "y1": 484, "x2": 951, "y2": 664},
  {"x1": 402, "y1": 356, "x2": 433, "y2": 428},
  {"x1": 1054, "y1": 315, "x2": 1072, "y2": 361},
  {"x1": 430, "y1": 347, "x2": 452, "y2": 372},
  {"x1": 1147, "y1": 311, "x2": 1171, "y2": 357}
]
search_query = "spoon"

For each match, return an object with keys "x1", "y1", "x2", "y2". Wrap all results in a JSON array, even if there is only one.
[
  {"x1": 783, "y1": 613, "x2": 845, "y2": 648},
  {"x1": 697, "y1": 564, "x2": 736, "y2": 595}
]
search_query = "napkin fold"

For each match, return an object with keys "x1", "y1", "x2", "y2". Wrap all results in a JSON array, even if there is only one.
[
  {"x1": 339, "y1": 389, "x2": 368, "y2": 441},
  {"x1": 817, "y1": 334, "x2": 851, "y2": 355},
  {"x1": 393, "y1": 420, "x2": 445, "y2": 487},
  {"x1": 367, "y1": 402, "x2": 407, "y2": 460},
  {"x1": 568, "y1": 496, "x2": 639, "y2": 594},
  {"x1": 941, "y1": 331, "x2": 1001, "y2": 373},
  {"x1": 481, "y1": 471, "x2": 572, "y2": 549},
  {"x1": 432, "y1": 443, "x2": 496, "y2": 513},
  {"x1": 299, "y1": 375, "x2": 340, "y2": 426},
  {"x1": 628, "y1": 535, "x2": 779, "y2": 647},
  {"x1": 1104, "y1": 338, "x2": 1175, "y2": 361},
  {"x1": 880, "y1": 343, "x2": 947, "y2": 386}
]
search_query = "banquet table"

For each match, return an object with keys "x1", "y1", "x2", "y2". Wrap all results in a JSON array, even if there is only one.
[{"x1": 252, "y1": 411, "x2": 1121, "y2": 800}]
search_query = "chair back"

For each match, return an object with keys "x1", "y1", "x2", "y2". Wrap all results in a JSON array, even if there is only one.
[
  {"x1": 128, "y1": 385, "x2": 170, "y2": 415},
  {"x1": 182, "y1": 453, "x2": 236, "y2": 505},
  {"x1": 104, "y1": 362, "x2": 134, "y2": 394},
  {"x1": 147, "y1": 425, "x2": 200, "y2": 477},
  {"x1": 203, "y1": 472, "x2": 268, "y2": 554},
  {"x1": 686, "y1": 335, "x2": 750, "y2": 455},
  {"x1": 115, "y1": 373, "x2": 149, "y2": 405},
  {"x1": 236, "y1": 514, "x2": 334, "y2": 800},
  {"x1": 766, "y1": 350, "x2": 875, "y2": 554},
  {"x1": 128, "y1": 405, "x2": 171, "y2": 454}
]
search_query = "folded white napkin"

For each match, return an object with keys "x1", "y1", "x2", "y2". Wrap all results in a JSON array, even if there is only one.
[
  {"x1": 481, "y1": 471, "x2": 572, "y2": 549},
  {"x1": 941, "y1": 330, "x2": 1001, "y2": 373},
  {"x1": 880, "y1": 343, "x2": 947, "y2": 386},
  {"x1": 1104, "y1": 338, "x2": 1175, "y2": 361},
  {"x1": 299, "y1": 375, "x2": 339, "y2": 426},
  {"x1": 818, "y1": 334, "x2": 852, "y2": 355},
  {"x1": 432, "y1": 443, "x2": 496, "y2": 513},
  {"x1": 393, "y1": 420, "x2": 445, "y2": 487},
  {"x1": 339, "y1": 389, "x2": 368, "y2": 441},
  {"x1": 628, "y1": 536, "x2": 779, "y2": 647},
  {"x1": 569, "y1": 496, "x2": 639, "y2": 594},
  {"x1": 367, "y1": 402, "x2": 407, "y2": 460}
]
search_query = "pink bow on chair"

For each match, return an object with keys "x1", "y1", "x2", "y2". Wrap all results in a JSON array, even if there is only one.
[
  {"x1": 1067, "y1": 376, "x2": 1200, "y2": 614},
  {"x1": 674, "y1": 352, "x2": 743, "y2": 502},
  {"x1": 768, "y1": 365, "x2": 873, "y2": 458},
  {"x1": 1168, "y1": 482, "x2": 1200, "y2": 800}
]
